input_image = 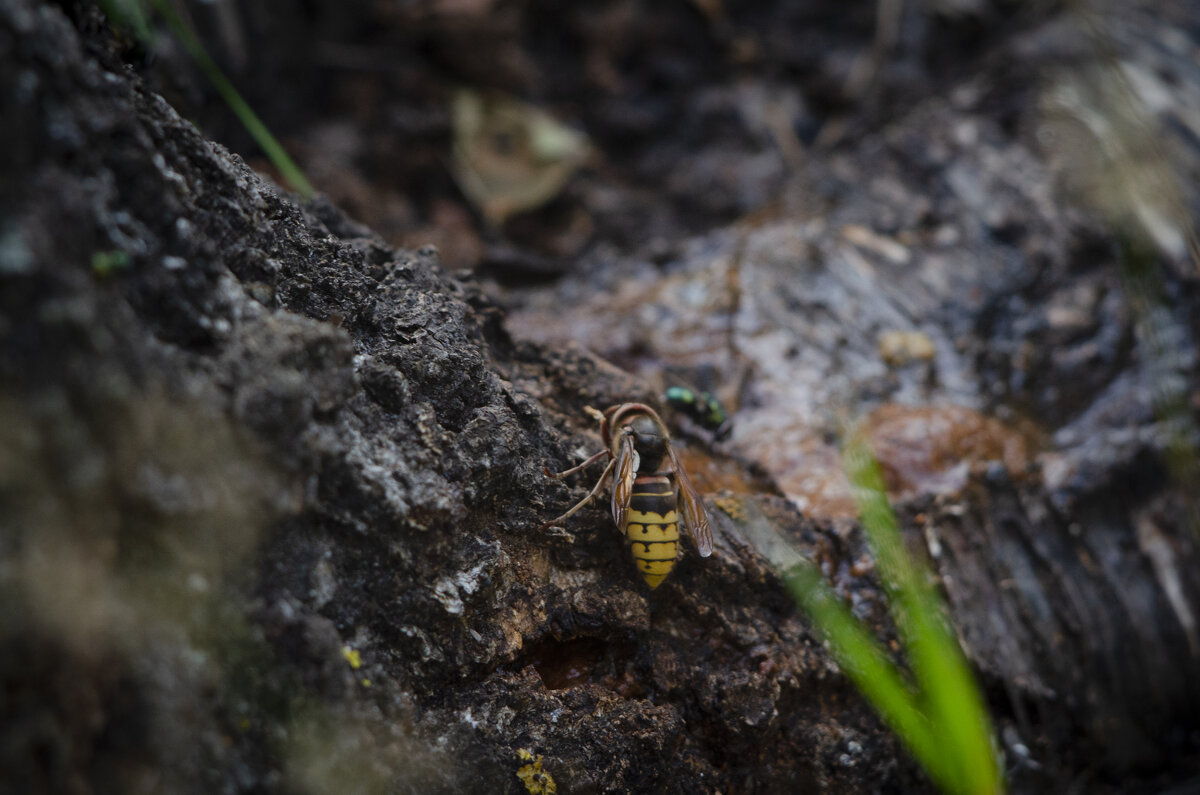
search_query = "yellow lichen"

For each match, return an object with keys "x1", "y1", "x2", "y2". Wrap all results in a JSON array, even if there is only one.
[
  {"x1": 714, "y1": 495, "x2": 748, "y2": 522},
  {"x1": 341, "y1": 645, "x2": 362, "y2": 669},
  {"x1": 515, "y1": 749, "x2": 557, "y2": 795},
  {"x1": 877, "y1": 330, "x2": 935, "y2": 366}
]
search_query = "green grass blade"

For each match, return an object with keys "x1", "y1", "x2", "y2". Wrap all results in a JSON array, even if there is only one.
[
  {"x1": 842, "y1": 435, "x2": 1003, "y2": 794},
  {"x1": 147, "y1": 0, "x2": 315, "y2": 199},
  {"x1": 783, "y1": 563, "x2": 941, "y2": 772}
]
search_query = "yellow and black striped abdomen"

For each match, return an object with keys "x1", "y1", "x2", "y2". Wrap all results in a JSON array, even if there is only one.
[{"x1": 624, "y1": 474, "x2": 679, "y2": 589}]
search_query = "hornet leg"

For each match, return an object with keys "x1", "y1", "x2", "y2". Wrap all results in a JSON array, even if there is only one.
[
  {"x1": 539, "y1": 456, "x2": 617, "y2": 530},
  {"x1": 544, "y1": 449, "x2": 609, "y2": 479}
]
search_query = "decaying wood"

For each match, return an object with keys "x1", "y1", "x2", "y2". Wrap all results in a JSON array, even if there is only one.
[{"x1": 1, "y1": 1, "x2": 1198, "y2": 793}]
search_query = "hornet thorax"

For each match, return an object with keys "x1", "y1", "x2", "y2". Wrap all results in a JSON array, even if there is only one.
[{"x1": 602, "y1": 404, "x2": 670, "y2": 473}]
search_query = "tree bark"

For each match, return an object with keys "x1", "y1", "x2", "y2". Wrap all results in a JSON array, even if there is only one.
[{"x1": 1, "y1": 2, "x2": 1198, "y2": 793}]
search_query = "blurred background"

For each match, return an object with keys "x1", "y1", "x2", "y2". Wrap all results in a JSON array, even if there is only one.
[
  {"x1": 6, "y1": 0, "x2": 1200, "y2": 791},
  {"x1": 134, "y1": 0, "x2": 1200, "y2": 521}
]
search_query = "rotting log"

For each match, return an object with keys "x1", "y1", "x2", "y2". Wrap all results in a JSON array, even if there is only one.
[{"x1": 1, "y1": 2, "x2": 1198, "y2": 794}]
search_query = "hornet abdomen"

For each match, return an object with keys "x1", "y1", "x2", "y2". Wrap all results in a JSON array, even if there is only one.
[{"x1": 625, "y1": 473, "x2": 680, "y2": 589}]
